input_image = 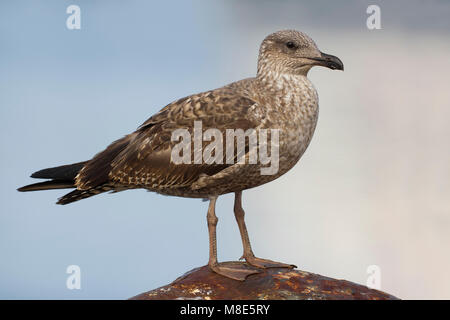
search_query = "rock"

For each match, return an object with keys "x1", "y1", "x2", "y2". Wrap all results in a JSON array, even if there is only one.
[{"x1": 130, "y1": 262, "x2": 398, "y2": 300}]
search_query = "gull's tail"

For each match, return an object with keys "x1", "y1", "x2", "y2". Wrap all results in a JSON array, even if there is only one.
[
  {"x1": 18, "y1": 135, "x2": 132, "y2": 204},
  {"x1": 17, "y1": 161, "x2": 87, "y2": 193}
]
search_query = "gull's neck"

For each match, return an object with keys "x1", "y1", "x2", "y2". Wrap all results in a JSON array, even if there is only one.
[
  {"x1": 256, "y1": 57, "x2": 311, "y2": 89},
  {"x1": 256, "y1": 68, "x2": 311, "y2": 92}
]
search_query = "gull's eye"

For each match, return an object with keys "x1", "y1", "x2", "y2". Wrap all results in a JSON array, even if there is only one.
[{"x1": 286, "y1": 41, "x2": 296, "y2": 49}]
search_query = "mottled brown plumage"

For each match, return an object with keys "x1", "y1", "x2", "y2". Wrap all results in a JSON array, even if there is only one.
[{"x1": 18, "y1": 30, "x2": 343, "y2": 280}]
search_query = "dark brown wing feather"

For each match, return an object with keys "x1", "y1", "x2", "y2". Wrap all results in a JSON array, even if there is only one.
[{"x1": 75, "y1": 134, "x2": 135, "y2": 189}]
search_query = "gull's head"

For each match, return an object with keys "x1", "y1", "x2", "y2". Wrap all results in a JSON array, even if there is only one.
[{"x1": 257, "y1": 30, "x2": 344, "y2": 77}]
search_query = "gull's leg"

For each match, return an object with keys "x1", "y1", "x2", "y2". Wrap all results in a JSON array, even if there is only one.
[
  {"x1": 207, "y1": 196, "x2": 260, "y2": 281},
  {"x1": 234, "y1": 191, "x2": 296, "y2": 269}
]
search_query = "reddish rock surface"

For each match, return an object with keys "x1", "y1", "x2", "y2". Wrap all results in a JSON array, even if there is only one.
[{"x1": 130, "y1": 262, "x2": 398, "y2": 300}]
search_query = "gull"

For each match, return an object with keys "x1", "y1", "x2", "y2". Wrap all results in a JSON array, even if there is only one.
[{"x1": 18, "y1": 30, "x2": 343, "y2": 280}]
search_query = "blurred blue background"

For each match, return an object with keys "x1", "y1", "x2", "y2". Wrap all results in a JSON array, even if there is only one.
[{"x1": 1, "y1": 0, "x2": 450, "y2": 299}]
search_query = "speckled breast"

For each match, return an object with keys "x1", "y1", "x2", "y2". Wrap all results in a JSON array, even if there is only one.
[{"x1": 214, "y1": 75, "x2": 319, "y2": 194}]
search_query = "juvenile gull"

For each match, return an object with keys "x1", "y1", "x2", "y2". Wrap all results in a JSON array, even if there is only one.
[{"x1": 18, "y1": 30, "x2": 343, "y2": 281}]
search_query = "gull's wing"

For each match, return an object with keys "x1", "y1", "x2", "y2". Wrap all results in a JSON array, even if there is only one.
[{"x1": 75, "y1": 87, "x2": 262, "y2": 192}]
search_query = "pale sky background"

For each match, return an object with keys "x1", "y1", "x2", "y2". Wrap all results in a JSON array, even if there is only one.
[{"x1": 1, "y1": 0, "x2": 449, "y2": 299}]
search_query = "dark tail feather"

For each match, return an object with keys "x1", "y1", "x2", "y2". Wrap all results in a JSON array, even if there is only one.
[
  {"x1": 18, "y1": 160, "x2": 108, "y2": 205},
  {"x1": 30, "y1": 161, "x2": 87, "y2": 180},
  {"x1": 18, "y1": 161, "x2": 87, "y2": 192},
  {"x1": 57, "y1": 186, "x2": 111, "y2": 205},
  {"x1": 17, "y1": 180, "x2": 75, "y2": 192}
]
